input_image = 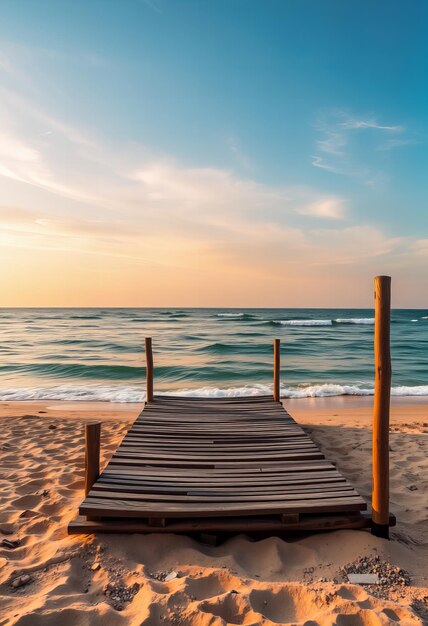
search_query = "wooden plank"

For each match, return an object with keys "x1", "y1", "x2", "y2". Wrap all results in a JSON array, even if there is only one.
[
  {"x1": 111, "y1": 450, "x2": 324, "y2": 461},
  {"x1": 84, "y1": 487, "x2": 360, "y2": 503},
  {"x1": 80, "y1": 495, "x2": 366, "y2": 517},
  {"x1": 100, "y1": 471, "x2": 342, "y2": 480},
  {"x1": 107, "y1": 458, "x2": 335, "y2": 468},
  {"x1": 92, "y1": 482, "x2": 354, "y2": 496}
]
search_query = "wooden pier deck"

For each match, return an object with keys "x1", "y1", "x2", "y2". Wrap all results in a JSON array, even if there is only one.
[{"x1": 69, "y1": 395, "x2": 368, "y2": 534}]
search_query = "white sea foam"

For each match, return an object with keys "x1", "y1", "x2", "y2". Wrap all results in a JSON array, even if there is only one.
[
  {"x1": 334, "y1": 318, "x2": 374, "y2": 324},
  {"x1": 164, "y1": 384, "x2": 270, "y2": 397},
  {"x1": 277, "y1": 320, "x2": 333, "y2": 326},
  {"x1": 283, "y1": 383, "x2": 428, "y2": 398},
  {"x1": 0, "y1": 385, "x2": 146, "y2": 403},
  {"x1": 217, "y1": 313, "x2": 244, "y2": 317},
  {"x1": 411, "y1": 319, "x2": 418, "y2": 322},
  {"x1": 1, "y1": 382, "x2": 428, "y2": 402}
]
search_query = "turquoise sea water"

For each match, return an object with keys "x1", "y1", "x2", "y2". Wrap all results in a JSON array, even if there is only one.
[{"x1": 0, "y1": 308, "x2": 427, "y2": 401}]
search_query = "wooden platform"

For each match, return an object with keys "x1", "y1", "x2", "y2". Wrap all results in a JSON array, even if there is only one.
[{"x1": 69, "y1": 395, "x2": 367, "y2": 533}]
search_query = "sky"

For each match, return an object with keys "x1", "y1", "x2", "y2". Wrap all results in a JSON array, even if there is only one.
[{"x1": 0, "y1": 0, "x2": 427, "y2": 307}]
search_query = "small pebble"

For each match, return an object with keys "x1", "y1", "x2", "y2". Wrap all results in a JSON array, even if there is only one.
[
  {"x1": 1, "y1": 539, "x2": 21, "y2": 549},
  {"x1": 11, "y1": 574, "x2": 32, "y2": 589}
]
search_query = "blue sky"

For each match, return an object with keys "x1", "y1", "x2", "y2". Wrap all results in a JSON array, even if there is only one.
[{"x1": 0, "y1": 0, "x2": 427, "y2": 306}]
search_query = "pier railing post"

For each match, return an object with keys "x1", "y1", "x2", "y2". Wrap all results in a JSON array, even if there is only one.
[
  {"x1": 85, "y1": 422, "x2": 100, "y2": 497},
  {"x1": 273, "y1": 338, "x2": 280, "y2": 402},
  {"x1": 145, "y1": 337, "x2": 154, "y2": 403},
  {"x1": 371, "y1": 275, "x2": 391, "y2": 538}
]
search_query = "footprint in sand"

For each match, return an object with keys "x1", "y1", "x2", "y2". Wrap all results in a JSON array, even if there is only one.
[
  {"x1": 13, "y1": 494, "x2": 42, "y2": 510},
  {"x1": 199, "y1": 591, "x2": 258, "y2": 625},
  {"x1": 185, "y1": 571, "x2": 240, "y2": 600},
  {"x1": 336, "y1": 585, "x2": 369, "y2": 602},
  {"x1": 335, "y1": 611, "x2": 390, "y2": 626},
  {"x1": 249, "y1": 585, "x2": 321, "y2": 624}
]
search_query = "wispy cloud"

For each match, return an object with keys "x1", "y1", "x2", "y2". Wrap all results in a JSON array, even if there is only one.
[
  {"x1": 316, "y1": 131, "x2": 346, "y2": 156},
  {"x1": 311, "y1": 155, "x2": 341, "y2": 173},
  {"x1": 311, "y1": 110, "x2": 415, "y2": 182},
  {"x1": 338, "y1": 118, "x2": 403, "y2": 132}
]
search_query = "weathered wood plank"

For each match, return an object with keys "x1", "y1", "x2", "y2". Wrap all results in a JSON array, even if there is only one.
[{"x1": 80, "y1": 495, "x2": 366, "y2": 517}]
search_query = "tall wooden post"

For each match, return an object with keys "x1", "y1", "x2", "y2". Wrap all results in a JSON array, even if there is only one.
[
  {"x1": 145, "y1": 337, "x2": 154, "y2": 403},
  {"x1": 372, "y1": 275, "x2": 391, "y2": 538},
  {"x1": 273, "y1": 338, "x2": 280, "y2": 402},
  {"x1": 85, "y1": 422, "x2": 100, "y2": 497}
]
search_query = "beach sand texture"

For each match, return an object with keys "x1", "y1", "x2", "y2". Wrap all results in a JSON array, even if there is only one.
[{"x1": 0, "y1": 398, "x2": 427, "y2": 625}]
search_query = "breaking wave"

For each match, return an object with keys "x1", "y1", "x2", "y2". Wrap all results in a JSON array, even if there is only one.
[
  {"x1": 334, "y1": 318, "x2": 374, "y2": 324},
  {"x1": 2, "y1": 382, "x2": 428, "y2": 402},
  {"x1": 270, "y1": 318, "x2": 375, "y2": 327},
  {"x1": 275, "y1": 320, "x2": 332, "y2": 326}
]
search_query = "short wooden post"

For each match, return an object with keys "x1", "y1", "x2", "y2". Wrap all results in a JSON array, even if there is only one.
[
  {"x1": 371, "y1": 275, "x2": 391, "y2": 538},
  {"x1": 273, "y1": 338, "x2": 280, "y2": 402},
  {"x1": 145, "y1": 337, "x2": 154, "y2": 403},
  {"x1": 85, "y1": 422, "x2": 100, "y2": 497}
]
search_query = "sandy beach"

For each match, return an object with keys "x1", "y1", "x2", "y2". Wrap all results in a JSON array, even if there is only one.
[{"x1": 0, "y1": 397, "x2": 427, "y2": 625}]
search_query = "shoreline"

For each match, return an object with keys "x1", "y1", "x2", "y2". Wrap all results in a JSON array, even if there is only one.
[{"x1": 1, "y1": 394, "x2": 427, "y2": 423}]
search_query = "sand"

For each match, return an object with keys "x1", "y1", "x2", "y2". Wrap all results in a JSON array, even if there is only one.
[{"x1": 0, "y1": 397, "x2": 427, "y2": 625}]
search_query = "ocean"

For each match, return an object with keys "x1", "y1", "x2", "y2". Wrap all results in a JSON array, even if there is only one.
[{"x1": 0, "y1": 308, "x2": 427, "y2": 402}]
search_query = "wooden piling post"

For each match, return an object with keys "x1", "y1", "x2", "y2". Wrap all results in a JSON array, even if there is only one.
[
  {"x1": 371, "y1": 275, "x2": 391, "y2": 538},
  {"x1": 145, "y1": 337, "x2": 154, "y2": 403},
  {"x1": 273, "y1": 338, "x2": 280, "y2": 402},
  {"x1": 85, "y1": 422, "x2": 100, "y2": 497}
]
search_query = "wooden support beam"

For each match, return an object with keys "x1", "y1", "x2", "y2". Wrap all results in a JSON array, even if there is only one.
[
  {"x1": 85, "y1": 422, "x2": 101, "y2": 497},
  {"x1": 145, "y1": 337, "x2": 154, "y2": 403},
  {"x1": 148, "y1": 517, "x2": 166, "y2": 527},
  {"x1": 280, "y1": 513, "x2": 299, "y2": 525},
  {"x1": 273, "y1": 338, "x2": 280, "y2": 402},
  {"x1": 69, "y1": 513, "x2": 373, "y2": 535},
  {"x1": 371, "y1": 275, "x2": 391, "y2": 539}
]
